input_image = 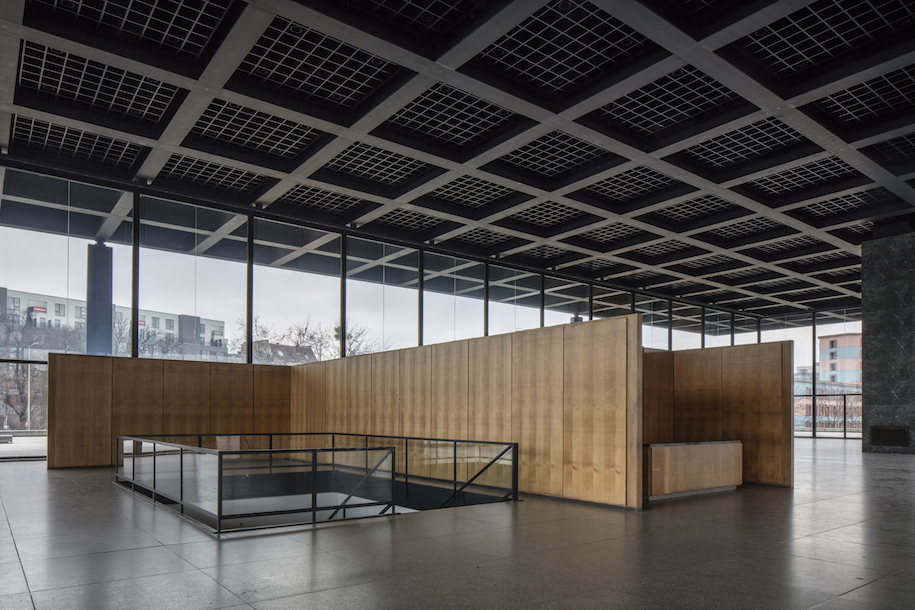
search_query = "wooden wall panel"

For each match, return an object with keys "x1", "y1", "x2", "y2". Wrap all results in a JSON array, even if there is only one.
[
  {"x1": 562, "y1": 318, "x2": 628, "y2": 505},
  {"x1": 512, "y1": 326, "x2": 564, "y2": 497},
  {"x1": 345, "y1": 355, "x2": 373, "y2": 436},
  {"x1": 401, "y1": 346, "x2": 432, "y2": 479},
  {"x1": 324, "y1": 358, "x2": 348, "y2": 434},
  {"x1": 210, "y1": 363, "x2": 253, "y2": 435},
  {"x1": 720, "y1": 342, "x2": 793, "y2": 486},
  {"x1": 372, "y1": 351, "x2": 401, "y2": 437},
  {"x1": 253, "y1": 365, "x2": 291, "y2": 435},
  {"x1": 163, "y1": 361, "x2": 210, "y2": 437},
  {"x1": 468, "y1": 334, "x2": 512, "y2": 443},
  {"x1": 673, "y1": 348, "x2": 723, "y2": 442},
  {"x1": 111, "y1": 359, "x2": 164, "y2": 462},
  {"x1": 626, "y1": 316, "x2": 643, "y2": 510},
  {"x1": 642, "y1": 350, "x2": 673, "y2": 445},
  {"x1": 645, "y1": 442, "x2": 742, "y2": 496},
  {"x1": 431, "y1": 341, "x2": 469, "y2": 481},
  {"x1": 290, "y1": 364, "x2": 308, "y2": 434},
  {"x1": 48, "y1": 354, "x2": 113, "y2": 468}
]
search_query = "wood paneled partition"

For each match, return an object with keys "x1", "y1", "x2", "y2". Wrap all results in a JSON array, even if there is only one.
[
  {"x1": 641, "y1": 342, "x2": 794, "y2": 487},
  {"x1": 291, "y1": 315, "x2": 644, "y2": 509}
]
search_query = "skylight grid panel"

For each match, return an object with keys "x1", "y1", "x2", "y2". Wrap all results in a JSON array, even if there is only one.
[
  {"x1": 346, "y1": 0, "x2": 470, "y2": 35},
  {"x1": 12, "y1": 116, "x2": 143, "y2": 168},
  {"x1": 278, "y1": 184, "x2": 365, "y2": 214},
  {"x1": 239, "y1": 19, "x2": 398, "y2": 109},
  {"x1": 376, "y1": 208, "x2": 443, "y2": 232},
  {"x1": 747, "y1": 156, "x2": 861, "y2": 195},
  {"x1": 815, "y1": 66, "x2": 915, "y2": 124},
  {"x1": 510, "y1": 201, "x2": 584, "y2": 227},
  {"x1": 325, "y1": 143, "x2": 430, "y2": 185},
  {"x1": 632, "y1": 240, "x2": 690, "y2": 257},
  {"x1": 388, "y1": 83, "x2": 516, "y2": 147},
  {"x1": 481, "y1": 0, "x2": 652, "y2": 94},
  {"x1": 598, "y1": 67, "x2": 738, "y2": 135},
  {"x1": 32, "y1": 0, "x2": 235, "y2": 59},
  {"x1": 720, "y1": 267, "x2": 773, "y2": 280},
  {"x1": 680, "y1": 118, "x2": 806, "y2": 168},
  {"x1": 523, "y1": 244, "x2": 568, "y2": 259},
  {"x1": 654, "y1": 194, "x2": 737, "y2": 222},
  {"x1": 575, "y1": 258, "x2": 618, "y2": 271},
  {"x1": 191, "y1": 100, "x2": 319, "y2": 158},
  {"x1": 681, "y1": 254, "x2": 736, "y2": 269},
  {"x1": 735, "y1": 0, "x2": 915, "y2": 76},
  {"x1": 842, "y1": 221, "x2": 875, "y2": 234},
  {"x1": 456, "y1": 227, "x2": 513, "y2": 246},
  {"x1": 429, "y1": 176, "x2": 514, "y2": 207},
  {"x1": 793, "y1": 251, "x2": 856, "y2": 266},
  {"x1": 161, "y1": 154, "x2": 267, "y2": 193},
  {"x1": 18, "y1": 42, "x2": 179, "y2": 122},
  {"x1": 580, "y1": 222, "x2": 642, "y2": 243},
  {"x1": 708, "y1": 216, "x2": 784, "y2": 239},
  {"x1": 500, "y1": 131, "x2": 609, "y2": 177},
  {"x1": 800, "y1": 188, "x2": 897, "y2": 217},
  {"x1": 585, "y1": 167, "x2": 677, "y2": 201},
  {"x1": 868, "y1": 133, "x2": 915, "y2": 163},
  {"x1": 753, "y1": 234, "x2": 824, "y2": 253}
]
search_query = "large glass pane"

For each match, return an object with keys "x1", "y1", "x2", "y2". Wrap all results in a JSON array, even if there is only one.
[
  {"x1": 253, "y1": 220, "x2": 341, "y2": 363},
  {"x1": 346, "y1": 237, "x2": 418, "y2": 353},
  {"x1": 544, "y1": 277, "x2": 589, "y2": 326},
  {"x1": 1, "y1": 169, "x2": 132, "y2": 359},
  {"x1": 815, "y1": 308, "x2": 862, "y2": 438},
  {"x1": 761, "y1": 313, "x2": 813, "y2": 436},
  {"x1": 0, "y1": 362, "x2": 48, "y2": 435},
  {"x1": 592, "y1": 287, "x2": 631, "y2": 319},
  {"x1": 636, "y1": 296, "x2": 668, "y2": 350},
  {"x1": 671, "y1": 303, "x2": 702, "y2": 350},
  {"x1": 422, "y1": 253, "x2": 484, "y2": 345},
  {"x1": 734, "y1": 314, "x2": 758, "y2": 345},
  {"x1": 139, "y1": 196, "x2": 246, "y2": 362},
  {"x1": 705, "y1": 309, "x2": 732, "y2": 347},
  {"x1": 488, "y1": 266, "x2": 540, "y2": 335}
]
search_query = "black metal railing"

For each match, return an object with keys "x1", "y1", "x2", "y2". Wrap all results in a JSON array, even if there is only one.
[{"x1": 793, "y1": 393, "x2": 862, "y2": 439}]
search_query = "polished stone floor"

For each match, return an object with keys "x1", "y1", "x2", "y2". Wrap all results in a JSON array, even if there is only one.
[{"x1": 1, "y1": 438, "x2": 913, "y2": 609}]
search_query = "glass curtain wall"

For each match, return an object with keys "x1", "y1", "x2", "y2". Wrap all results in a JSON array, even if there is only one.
[
  {"x1": 671, "y1": 303, "x2": 702, "y2": 350},
  {"x1": 422, "y1": 253, "x2": 484, "y2": 345},
  {"x1": 544, "y1": 277, "x2": 589, "y2": 326},
  {"x1": 704, "y1": 309, "x2": 733, "y2": 347},
  {"x1": 636, "y1": 296, "x2": 669, "y2": 350},
  {"x1": 761, "y1": 313, "x2": 814, "y2": 436},
  {"x1": 592, "y1": 287, "x2": 631, "y2": 319},
  {"x1": 346, "y1": 237, "x2": 419, "y2": 353},
  {"x1": 815, "y1": 308, "x2": 862, "y2": 438},
  {"x1": 1, "y1": 169, "x2": 133, "y2": 430},
  {"x1": 488, "y1": 265, "x2": 540, "y2": 335},
  {"x1": 734, "y1": 314, "x2": 759, "y2": 345},
  {"x1": 253, "y1": 219, "x2": 341, "y2": 363},
  {"x1": 138, "y1": 196, "x2": 246, "y2": 362}
]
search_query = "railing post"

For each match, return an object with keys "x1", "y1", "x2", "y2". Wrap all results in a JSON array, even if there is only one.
[
  {"x1": 512, "y1": 443, "x2": 519, "y2": 501},
  {"x1": 179, "y1": 447, "x2": 184, "y2": 514},
  {"x1": 453, "y1": 441, "x2": 458, "y2": 508},
  {"x1": 217, "y1": 453, "x2": 224, "y2": 534},
  {"x1": 312, "y1": 449, "x2": 317, "y2": 526},
  {"x1": 844, "y1": 395, "x2": 848, "y2": 439},
  {"x1": 405, "y1": 439, "x2": 410, "y2": 497}
]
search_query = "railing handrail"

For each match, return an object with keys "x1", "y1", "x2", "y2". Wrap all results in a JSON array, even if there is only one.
[{"x1": 130, "y1": 431, "x2": 515, "y2": 447}]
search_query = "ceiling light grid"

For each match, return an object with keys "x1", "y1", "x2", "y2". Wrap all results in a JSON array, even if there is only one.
[
  {"x1": 387, "y1": 83, "x2": 516, "y2": 147},
  {"x1": 619, "y1": 270, "x2": 669, "y2": 285},
  {"x1": 11, "y1": 115, "x2": 144, "y2": 168},
  {"x1": 752, "y1": 234, "x2": 829, "y2": 254},
  {"x1": 499, "y1": 131, "x2": 610, "y2": 177},
  {"x1": 652, "y1": 194, "x2": 743, "y2": 223},
  {"x1": 160, "y1": 154, "x2": 268, "y2": 193},
  {"x1": 814, "y1": 65, "x2": 915, "y2": 125},
  {"x1": 18, "y1": 42, "x2": 180, "y2": 122},
  {"x1": 707, "y1": 216, "x2": 787, "y2": 240},
  {"x1": 452, "y1": 227, "x2": 514, "y2": 247},
  {"x1": 839, "y1": 220, "x2": 875, "y2": 235},
  {"x1": 746, "y1": 156, "x2": 861, "y2": 195},
  {"x1": 427, "y1": 175, "x2": 516, "y2": 208},
  {"x1": 679, "y1": 254, "x2": 740, "y2": 270},
  {"x1": 324, "y1": 143, "x2": 431, "y2": 185},
  {"x1": 31, "y1": 0, "x2": 236, "y2": 59},
  {"x1": 521, "y1": 244, "x2": 571, "y2": 259},
  {"x1": 734, "y1": 0, "x2": 915, "y2": 77},
  {"x1": 791, "y1": 251, "x2": 859, "y2": 267},
  {"x1": 799, "y1": 187, "x2": 900, "y2": 218},
  {"x1": 277, "y1": 184, "x2": 367, "y2": 215},
  {"x1": 584, "y1": 166, "x2": 679, "y2": 201},
  {"x1": 373, "y1": 208, "x2": 445, "y2": 232},
  {"x1": 508, "y1": 201, "x2": 586, "y2": 227},
  {"x1": 479, "y1": 0, "x2": 652, "y2": 94},
  {"x1": 630, "y1": 240, "x2": 692, "y2": 258},
  {"x1": 578, "y1": 222, "x2": 645, "y2": 244},
  {"x1": 343, "y1": 0, "x2": 476, "y2": 35},
  {"x1": 597, "y1": 66, "x2": 738, "y2": 135},
  {"x1": 191, "y1": 99, "x2": 321, "y2": 158},
  {"x1": 866, "y1": 133, "x2": 915, "y2": 164},
  {"x1": 719, "y1": 267, "x2": 782, "y2": 282},
  {"x1": 678, "y1": 118, "x2": 807, "y2": 168},
  {"x1": 573, "y1": 258, "x2": 621, "y2": 272},
  {"x1": 237, "y1": 18, "x2": 399, "y2": 109}
]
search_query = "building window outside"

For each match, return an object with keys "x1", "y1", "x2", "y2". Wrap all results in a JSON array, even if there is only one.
[
  {"x1": 830, "y1": 363, "x2": 837, "y2": 371},
  {"x1": 76, "y1": 306, "x2": 86, "y2": 319},
  {"x1": 166, "y1": 319, "x2": 175, "y2": 331},
  {"x1": 55, "y1": 303, "x2": 65, "y2": 316},
  {"x1": 830, "y1": 375, "x2": 837, "y2": 382},
  {"x1": 151, "y1": 317, "x2": 159, "y2": 329},
  {"x1": 54, "y1": 319, "x2": 61, "y2": 328},
  {"x1": 830, "y1": 351, "x2": 837, "y2": 359},
  {"x1": 7, "y1": 297, "x2": 20, "y2": 311},
  {"x1": 829, "y1": 340, "x2": 837, "y2": 348}
]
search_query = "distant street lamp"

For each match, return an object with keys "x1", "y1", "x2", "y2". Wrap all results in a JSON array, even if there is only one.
[{"x1": 26, "y1": 341, "x2": 39, "y2": 430}]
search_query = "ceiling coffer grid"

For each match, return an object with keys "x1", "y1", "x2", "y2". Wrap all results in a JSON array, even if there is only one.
[
  {"x1": 324, "y1": 143, "x2": 431, "y2": 185},
  {"x1": 746, "y1": 156, "x2": 861, "y2": 195},
  {"x1": 584, "y1": 166, "x2": 679, "y2": 201},
  {"x1": 427, "y1": 175, "x2": 516, "y2": 208},
  {"x1": 677, "y1": 118, "x2": 808, "y2": 168},
  {"x1": 498, "y1": 130, "x2": 611, "y2": 177},
  {"x1": 277, "y1": 184, "x2": 367, "y2": 215},
  {"x1": 508, "y1": 201, "x2": 586, "y2": 227},
  {"x1": 159, "y1": 154, "x2": 268, "y2": 193},
  {"x1": 191, "y1": 100, "x2": 322, "y2": 158},
  {"x1": 11, "y1": 115, "x2": 145, "y2": 168}
]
